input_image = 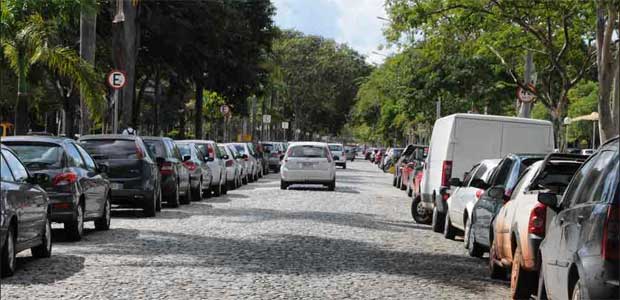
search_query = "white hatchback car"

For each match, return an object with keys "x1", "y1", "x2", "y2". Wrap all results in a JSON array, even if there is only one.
[
  {"x1": 328, "y1": 143, "x2": 347, "y2": 168},
  {"x1": 281, "y1": 142, "x2": 336, "y2": 190}
]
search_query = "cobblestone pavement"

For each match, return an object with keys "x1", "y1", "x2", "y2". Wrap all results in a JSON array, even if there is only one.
[{"x1": 1, "y1": 159, "x2": 509, "y2": 299}]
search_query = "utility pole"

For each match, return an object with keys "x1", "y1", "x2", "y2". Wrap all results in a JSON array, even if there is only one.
[
  {"x1": 112, "y1": 0, "x2": 139, "y2": 130},
  {"x1": 79, "y1": 0, "x2": 97, "y2": 135},
  {"x1": 518, "y1": 51, "x2": 535, "y2": 118}
]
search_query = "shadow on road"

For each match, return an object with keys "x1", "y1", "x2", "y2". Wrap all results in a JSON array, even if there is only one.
[{"x1": 3, "y1": 255, "x2": 85, "y2": 285}]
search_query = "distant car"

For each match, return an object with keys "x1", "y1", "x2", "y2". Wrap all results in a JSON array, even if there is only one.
[
  {"x1": 219, "y1": 144, "x2": 242, "y2": 189},
  {"x1": 176, "y1": 142, "x2": 213, "y2": 200},
  {"x1": 281, "y1": 142, "x2": 336, "y2": 190},
  {"x1": 179, "y1": 140, "x2": 226, "y2": 197},
  {"x1": 443, "y1": 159, "x2": 500, "y2": 241},
  {"x1": 344, "y1": 146, "x2": 356, "y2": 161},
  {"x1": 328, "y1": 143, "x2": 347, "y2": 169},
  {"x1": 491, "y1": 154, "x2": 586, "y2": 298},
  {"x1": 227, "y1": 144, "x2": 248, "y2": 185},
  {"x1": 394, "y1": 145, "x2": 427, "y2": 191},
  {"x1": 142, "y1": 137, "x2": 191, "y2": 205},
  {"x1": 468, "y1": 153, "x2": 546, "y2": 258},
  {"x1": 3, "y1": 136, "x2": 112, "y2": 241},
  {"x1": 261, "y1": 141, "x2": 285, "y2": 172},
  {"x1": 80, "y1": 135, "x2": 161, "y2": 216},
  {"x1": 537, "y1": 137, "x2": 619, "y2": 300},
  {"x1": 231, "y1": 143, "x2": 259, "y2": 183},
  {"x1": 1, "y1": 145, "x2": 52, "y2": 277},
  {"x1": 250, "y1": 142, "x2": 267, "y2": 177}
]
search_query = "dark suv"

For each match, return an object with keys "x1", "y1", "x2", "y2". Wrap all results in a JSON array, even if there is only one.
[
  {"x1": 80, "y1": 135, "x2": 160, "y2": 217},
  {"x1": 3, "y1": 136, "x2": 111, "y2": 241},
  {"x1": 1, "y1": 145, "x2": 52, "y2": 277},
  {"x1": 537, "y1": 137, "x2": 619, "y2": 300},
  {"x1": 142, "y1": 137, "x2": 191, "y2": 206}
]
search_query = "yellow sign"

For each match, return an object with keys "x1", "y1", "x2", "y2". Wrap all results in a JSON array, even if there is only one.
[
  {"x1": 237, "y1": 134, "x2": 252, "y2": 142},
  {"x1": 0, "y1": 122, "x2": 13, "y2": 137}
]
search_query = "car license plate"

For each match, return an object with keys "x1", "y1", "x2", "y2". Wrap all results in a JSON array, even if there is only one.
[
  {"x1": 111, "y1": 183, "x2": 123, "y2": 190},
  {"x1": 300, "y1": 162, "x2": 314, "y2": 168}
]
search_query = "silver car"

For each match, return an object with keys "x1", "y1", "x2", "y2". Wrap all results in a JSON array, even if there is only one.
[
  {"x1": 261, "y1": 141, "x2": 285, "y2": 172},
  {"x1": 179, "y1": 140, "x2": 227, "y2": 196},
  {"x1": 218, "y1": 144, "x2": 242, "y2": 189},
  {"x1": 230, "y1": 143, "x2": 259, "y2": 183}
]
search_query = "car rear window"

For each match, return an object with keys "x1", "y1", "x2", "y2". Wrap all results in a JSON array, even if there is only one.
[
  {"x1": 234, "y1": 144, "x2": 247, "y2": 155},
  {"x1": 6, "y1": 143, "x2": 63, "y2": 170},
  {"x1": 81, "y1": 139, "x2": 139, "y2": 159},
  {"x1": 143, "y1": 140, "x2": 168, "y2": 159},
  {"x1": 530, "y1": 161, "x2": 583, "y2": 194},
  {"x1": 177, "y1": 144, "x2": 191, "y2": 157},
  {"x1": 329, "y1": 145, "x2": 343, "y2": 152},
  {"x1": 262, "y1": 144, "x2": 274, "y2": 152},
  {"x1": 289, "y1": 145, "x2": 328, "y2": 158}
]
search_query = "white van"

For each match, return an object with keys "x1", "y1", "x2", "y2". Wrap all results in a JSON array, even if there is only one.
[{"x1": 419, "y1": 114, "x2": 554, "y2": 232}]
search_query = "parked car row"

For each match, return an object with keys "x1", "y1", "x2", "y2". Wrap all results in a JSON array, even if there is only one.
[
  {"x1": 0, "y1": 134, "x2": 271, "y2": 277},
  {"x1": 390, "y1": 113, "x2": 619, "y2": 300}
]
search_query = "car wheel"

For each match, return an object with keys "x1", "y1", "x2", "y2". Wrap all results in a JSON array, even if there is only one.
[
  {"x1": 411, "y1": 196, "x2": 431, "y2": 224},
  {"x1": 95, "y1": 196, "x2": 111, "y2": 230},
  {"x1": 327, "y1": 179, "x2": 336, "y2": 191},
  {"x1": 537, "y1": 266, "x2": 548, "y2": 300},
  {"x1": 406, "y1": 184, "x2": 413, "y2": 197},
  {"x1": 1, "y1": 227, "x2": 16, "y2": 277},
  {"x1": 431, "y1": 206, "x2": 446, "y2": 233},
  {"x1": 168, "y1": 184, "x2": 180, "y2": 208},
  {"x1": 66, "y1": 203, "x2": 84, "y2": 241},
  {"x1": 443, "y1": 212, "x2": 457, "y2": 240},
  {"x1": 571, "y1": 278, "x2": 582, "y2": 300},
  {"x1": 155, "y1": 188, "x2": 162, "y2": 212},
  {"x1": 466, "y1": 220, "x2": 484, "y2": 258},
  {"x1": 221, "y1": 177, "x2": 228, "y2": 195},
  {"x1": 511, "y1": 247, "x2": 536, "y2": 299},
  {"x1": 192, "y1": 179, "x2": 203, "y2": 201},
  {"x1": 392, "y1": 176, "x2": 397, "y2": 187},
  {"x1": 180, "y1": 182, "x2": 191, "y2": 205},
  {"x1": 32, "y1": 217, "x2": 52, "y2": 258},
  {"x1": 400, "y1": 179, "x2": 406, "y2": 191},
  {"x1": 143, "y1": 190, "x2": 157, "y2": 217},
  {"x1": 489, "y1": 238, "x2": 507, "y2": 279},
  {"x1": 280, "y1": 180, "x2": 288, "y2": 190},
  {"x1": 342, "y1": 164, "x2": 346, "y2": 169}
]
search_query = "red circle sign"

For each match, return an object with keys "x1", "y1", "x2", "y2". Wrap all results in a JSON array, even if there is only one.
[
  {"x1": 517, "y1": 84, "x2": 536, "y2": 103},
  {"x1": 107, "y1": 70, "x2": 127, "y2": 89}
]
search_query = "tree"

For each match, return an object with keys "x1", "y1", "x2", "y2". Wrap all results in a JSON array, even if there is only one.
[{"x1": 595, "y1": 0, "x2": 619, "y2": 142}]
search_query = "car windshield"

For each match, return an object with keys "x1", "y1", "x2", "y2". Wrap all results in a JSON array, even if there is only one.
[
  {"x1": 81, "y1": 139, "x2": 138, "y2": 159},
  {"x1": 6, "y1": 143, "x2": 63, "y2": 170},
  {"x1": 329, "y1": 145, "x2": 343, "y2": 152},
  {"x1": 289, "y1": 145, "x2": 328, "y2": 158}
]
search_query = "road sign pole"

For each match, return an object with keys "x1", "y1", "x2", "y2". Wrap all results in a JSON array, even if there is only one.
[
  {"x1": 113, "y1": 89, "x2": 119, "y2": 134},
  {"x1": 518, "y1": 51, "x2": 534, "y2": 118}
]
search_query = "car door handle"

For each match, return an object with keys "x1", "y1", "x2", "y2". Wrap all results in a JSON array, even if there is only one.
[
  {"x1": 559, "y1": 217, "x2": 565, "y2": 225},
  {"x1": 577, "y1": 215, "x2": 584, "y2": 223}
]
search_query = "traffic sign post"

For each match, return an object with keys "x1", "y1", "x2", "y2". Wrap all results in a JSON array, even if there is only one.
[
  {"x1": 107, "y1": 70, "x2": 127, "y2": 134},
  {"x1": 517, "y1": 84, "x2": 536, "y2": 104}
]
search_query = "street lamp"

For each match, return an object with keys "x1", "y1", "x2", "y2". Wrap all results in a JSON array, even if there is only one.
[{"x1": 563, "y1": 117, "x2": 572, "y2": 151}]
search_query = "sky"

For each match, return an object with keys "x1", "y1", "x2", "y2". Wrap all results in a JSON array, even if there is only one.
[{"x1": 272, "y1": 0, "x2": 392, "y2": 65}]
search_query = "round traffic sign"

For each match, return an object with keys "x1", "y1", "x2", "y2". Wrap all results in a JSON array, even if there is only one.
[
  {"x1": 107, "y1": 70, "x2": 127, "y2": 89},
  {"x1": 517, "y1": 84, "x2": 536, "y2": 103},
  {"x1": 220, "y1": 104, "x2": 230, "y2": 115}
]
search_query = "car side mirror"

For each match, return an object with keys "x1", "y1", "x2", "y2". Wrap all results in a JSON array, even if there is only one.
[
  {"x1": 538, "y1": 192, "x2": 560, "y2": 211},
  {"x1": 156, "y1": 157, "x2": 166, "y2": 165},
  {"x1": 487, "y1": 186, "x2": 505, "y2": 199},
  {"x1": 183, "y1": 155, "x2": 191, "y2": 162},
  {"x1": 206, "y1": 156, "x2": 215, "y2": 162},
  {"x1": 242, "y1": 154, "x2": 249, "y2": 160},
  {"x1": 222, "y1": 154, "x2": 229, "y2": 160},
  {"x1": 27, "y1": 173, "x2": 49, "y2": 185},
  {"x1": 449, "y1": 178, "x2": 462, "y2": 187}
]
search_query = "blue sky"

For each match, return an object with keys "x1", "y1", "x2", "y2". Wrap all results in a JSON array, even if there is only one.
[{"x1": 272, "y1": 0, "x2": 391, "y2": 64}]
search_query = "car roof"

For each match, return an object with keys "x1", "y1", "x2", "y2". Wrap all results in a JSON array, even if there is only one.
[
  {"x1": 177, "y1": 139, "x2": 216, "y2": 144},
  {"x1": 80, "y1": 134, "x2": 139, "y2": 141},
  {"x1": 289, "y1": 141, "x2": 328, "y2": 147},
  {"x1": 141, "y1": 136, "x2": 172, "y2": 141},
  {"x1": 2, "y1": 135, "x2": 73, "y2": 144}
]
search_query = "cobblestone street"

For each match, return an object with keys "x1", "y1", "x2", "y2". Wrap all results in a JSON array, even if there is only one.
[{"x1": 1, "y1": 160, "x2": 509, "y2": 299}]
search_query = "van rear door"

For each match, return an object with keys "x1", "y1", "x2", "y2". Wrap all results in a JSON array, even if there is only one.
[{"x1": 452, "y1": 118, "x2": 501, "y2": 180}]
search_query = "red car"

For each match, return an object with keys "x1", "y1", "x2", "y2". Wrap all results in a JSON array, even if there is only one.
[{"x1": 410, "y1": 162, "x2": 430, "y2": 224}]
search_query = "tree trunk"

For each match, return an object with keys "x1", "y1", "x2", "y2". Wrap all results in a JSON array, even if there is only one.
[
  {"x1": 178, "y1": 103, "x2": 186, "y2": 140},
  {"x1": 79, "y1": 0, "x2": 97, "y2": 135},
  {"x1": 596, "y1": 2, "x2": 619, "y2": 142},
  {"x1": 63, "y1": 95, "x2": 77, "y2": 138},
  {"x1": 14, "y1": 73, "x2": 29, "y2": 135},
  {"x1": 194, "y1": 80, "x2": 203, "y2": 139},
  {"x1": 133, "y1": 74, "x2": 150, "y2": 130}
]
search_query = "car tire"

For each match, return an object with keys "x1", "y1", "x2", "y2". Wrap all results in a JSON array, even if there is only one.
[
  {"x1": 280, "y1": 180, "x2": 288, "y2": 190},
  {"x1": 32, "y1": 217, "x2": 52, "y2": 258},
  {"x1": 400, "y1": 180, "x2": 406, "y2": 191},
  {"x1": 168, "y1": 184, "x2": 180, "y2": 208},
  {"x1": 213, "y1": 181, "x2": 222, "y2": 197},
  {"x1": 466, "y1": 220, "x2": 484, "y2": 258},
  {"x1": 411, "y1": 196, "x2": 431, "y2": 224},
  {"x1": 221, "y1": 178, "x2": 228, "y2": 195},
  {"x1": 94, "y1": 196, "x2": 111, "y2": 230},
  {"x1": 443, "y1": 212, "x2": 457, "y2": 240},
  {"x1": 406, "y1": 184, "x2": 413, "y2": 197},
  {"x1": 489, "y1": 238, "x2": 507, "y2": 280},
  {"x1": 327, "y1": 179, "x2": 336, "y2": 191},
  {"x1": 511, "y1": 247, "x2": 536, "y2": 299},
  {"x1": 65, "y1": 203, "x2": 84, "y2": 241},
  {"x1": 155, "y1": 189, "x2": 162, "y2": 212},
  {"x1": 392, "y1": 176, "x2": 397, "y2": 187},
  {"x1": 537, "y1": 266, "x2": 548, "y2": 300},
  {"x1": 342, "y1": 164, "x2": 346, "y2": 169},
  {"x1": 431, "y1": 206, "x2": 446, "y2": 233},
  {"x1": 143, "y1": 191, "x2": 157, "y2": 217},
  {"x1": 1, "y1": 227, "x2": 16, "y2": 277},
  {"x1": 191, "y1": 179, "x2": 203, "y2": 201},
  {"x1": 180, "y1": 183, "x2": 191, "y2": 205}
]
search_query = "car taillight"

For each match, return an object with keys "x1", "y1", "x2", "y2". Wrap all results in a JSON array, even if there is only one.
[
  {"x1": 160, "y1": 162, "x2": 173, "y2": 175},
  {"x1": 528, "y1": 202, "x2": 547, "y2": 236},
  {"x1": 441, "y1": 160, "x2": 452, "y2": 187},
  {"x1": 183, "y1": 161, "x2": 197, "y2": 171},
  {"x1": 208, "y1": 146, "x2": 215, "y2": 160},
  {"x1": 225, "y1": 160, "x2": 234, "y2": 167},
  {"x1": 602, "y1": 204, "x2": 619, "y2": 260},
  {"x1": 475, "y1": 189, "x2": 483, "y2": 199},
  {"x1": 52, "y1": 172, "x2": 78, "y2": 186},
  {"x1": 135, "y1": 144, "x2": 144, "y2": 160}
]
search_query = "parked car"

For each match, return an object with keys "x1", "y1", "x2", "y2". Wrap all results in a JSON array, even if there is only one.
[
  {"x1": 142, "y1": 137, "x2": 191, "y2": 205},
  {"x1": 374, "y1": 149, "x2": 385, "y2": 165},
  {"x1": 260, "y1": 141, "x2": 285, "y2": 172},
  {"x1": 443, "y1": 159, "x2": 500, "y2": 241},
  {"x1": 421, "y1": 114, "x2": 555, "y2": 233},
  {"x1": 468, "y1": 153, "x2": 546, "y2": 258},
  {"x1": 344, "y1": 146, "x2": 356, "y2": 161},
  {"x1": 328, "y1": 143, "x2": 347, "y2": 169},
  {"x1": 537, "y1": 137, "x2": 619, "y2": 300},
  {"x1": 231, "y1": 143, "x2": 259, "y2": 182},
  {"x1": 227, "y1": 144, "x2": 248, "y2": 185},
  {"x1": 251, "y1": 142, "x2": 268, "y2": 177},
  {"x1": 1, "y1": 145, "x2": 52, "y2": 277},
  {"x1": 179, "y1": 140, "x2": 226, "y2": 197},
  {"x1": 382, "y1": 147, "x2": 403, "y2": 171},
  {"x1": 490, "y1": 154, "x2": 587, "y2": 298},
  {"x1": 365, "y1": 147, "x2": 375, "y2": 160},
  {"x1": 3, "y1": 136, "x2": 112, "y2": 241},
  {"x1": 410, "y1": 163, "x2": 428, "y2": 223},
  {"x1": 394, "y1": 144, "x2": 427, "y2": 191},
  {"x1": 219, "y1": 144, "x2": 242, "y2": 189},
  {"x1": 175, "y1": 142, "x2": 213, "y2": 200},
  {"x1": 80, "y1": 135, "x2": 161, "y2": 216},
  {"x1": 281, "y1": 142, "x2": 336, "y2": 190}
]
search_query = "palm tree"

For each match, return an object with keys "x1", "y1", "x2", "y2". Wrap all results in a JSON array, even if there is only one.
[{"x1": 1, "y1": 14, "x2": 104, "y2": 135}]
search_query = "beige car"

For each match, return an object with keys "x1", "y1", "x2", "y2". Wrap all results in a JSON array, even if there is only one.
[{"x1": 489, "y1": 154, "x2": 585, "y2": 299}]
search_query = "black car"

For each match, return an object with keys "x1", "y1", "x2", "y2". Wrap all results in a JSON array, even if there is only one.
[
  {"x1": 142, "y1": 137, "x2": 191, "y2": 206},
  {"x1": 537, "y1": 137, "x2": 619, "y2": 300},
  {"x1": 80, "y1": 135, "x2": 160, "y2": 217},
  {"x1": 1, "y1": 145, "x2": 52, "y2": 277},
  {"x1": 3, "y1": 136, "x2": 111, "y2": 241},
  {"x1": 175, "y1": 141, "x2": 213, "y2": 201},
  {"x1": 467, "y1": 153, "x2": 545, "y2": 257}
]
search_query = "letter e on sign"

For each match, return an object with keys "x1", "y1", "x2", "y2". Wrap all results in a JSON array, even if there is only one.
[{"x1": 107, "y1": 70, "x2": 127, "y2": 90}]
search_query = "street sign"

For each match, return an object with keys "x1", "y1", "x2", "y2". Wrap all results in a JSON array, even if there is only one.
[
  {"x1": 262, "y1": 114, "x2": 271, "y2": 124},
  {"x1": 517, "y1": 84, "x2": 536, "y2": 103},
  {"x1": 220, "y1": 104, "x2": 230, "y2": 115},
  {"x1": 107, "y1": 70, "x2": 126, "y2": 90},
  {"x1": 281, "y1": 121, "x2": 289, "y2": 129}
]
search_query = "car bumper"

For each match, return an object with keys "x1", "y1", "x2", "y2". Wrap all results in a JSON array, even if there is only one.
[
  {"x1": 281, "y1": 168, "x2": 334, "y2": 183},
  {"x1": 110, "y1": 189, "x2": 151, "y2": 207},
  {"x1": 47, "y1": 192, "x2": 79, "y2": 223},
  {"x1": 160, "y1": 175, "x2": 177, "y2": 196},
  {"x1": 226, "y1": 167, "x2": 236, "y2": 182},
  {"x1": 525, "y1": 234, "x2": 543, "y2": 270}
]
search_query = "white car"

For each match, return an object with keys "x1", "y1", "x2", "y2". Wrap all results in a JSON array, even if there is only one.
[
  {"x1": 218, "y1": 144, "x2": 241, "y2": 189},
  {"x1": 229, "y1": 143, "x2": 259, "y2": 183},
  {"x1": 328, "y1": 143, "x2": 346, "y2": 169},
  {"x1": 281, "y1": 142, "x2": 336, "y2": 190}
]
